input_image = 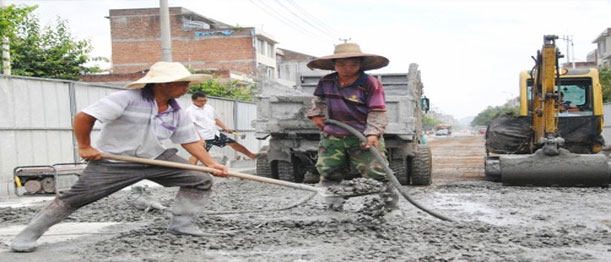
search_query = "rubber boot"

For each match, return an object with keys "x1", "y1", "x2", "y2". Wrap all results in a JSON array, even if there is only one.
[
  {"x1": 302, "y1": 171, "x2": 321, "y2": 184},
  {"x1": 11, "y1": 198, "x2": 75, "y2": 252},
  {"x1": 167, "y1": 187, "x2": 210, "y2": 236},
  {"x1": 382, "y1": 182, "x2": 400, "y2": 211},
  {"x1": 320, "y1": 180, "x2": 345, "y2": 211}
]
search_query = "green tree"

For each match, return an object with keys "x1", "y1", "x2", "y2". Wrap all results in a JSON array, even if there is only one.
[
  {"x1": 0, "y1": 4, "x2": 36, "y2": 71},
  {"x1": 0, "y1": 4, "x2": 35, "y2": 39},
  {"x1": 190, "y1": 79, "x2": 254, "y2": 101},
  {"x1": 9, "y1": 15, "x2": 104, "y2": 80},
  {"x1": 600, "y1": 66, "x2": 611, "y2": 102},
  {"x1": 422, "y1": 115, "x2": 442, "y2": 130},
  {"x1": 471, "y1": 100, "x2": 519, "y2": 127}
]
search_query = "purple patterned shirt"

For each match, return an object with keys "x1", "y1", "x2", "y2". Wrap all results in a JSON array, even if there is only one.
[{"x1": 313, "y1": 72, "x2": 387, "y2": 136}]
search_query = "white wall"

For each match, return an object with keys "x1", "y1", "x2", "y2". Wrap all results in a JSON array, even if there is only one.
[{"x1": 0, "y1": 75, "x2": 263, "y2": 187}]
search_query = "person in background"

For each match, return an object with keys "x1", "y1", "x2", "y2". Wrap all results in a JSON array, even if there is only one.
[{"x1": 186, "y1": 91, "x2": 265, "y2": 165}]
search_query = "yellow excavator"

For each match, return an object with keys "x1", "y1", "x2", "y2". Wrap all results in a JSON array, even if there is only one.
[{"x1": 484, "y1": 35, "x2": 609, "y2": 187}]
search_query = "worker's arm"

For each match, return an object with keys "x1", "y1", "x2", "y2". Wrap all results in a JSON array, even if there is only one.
[
  {"x1": 74, "y1": 112, "x2": 102, "y2": 160},
  {"x1": 214, "y1": 119, "x2": 232, "y2": 133},
  {"x1": 306, "y1": 96, "x2": 327, "y2": 129},
  {"x1": 363, "y1": 111, "x2": 389, "y2": 148},
  {"x1": 182, "y1": 141, "x2": 228, "y2": 177}
]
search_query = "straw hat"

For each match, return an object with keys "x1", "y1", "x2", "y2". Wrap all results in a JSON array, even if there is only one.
[
  {"x1": 125, "y1": 62, "x2": 212, "y2": 89},
  {"x1": 307, "y1": 43, "x2": 389, "y2": 71}
]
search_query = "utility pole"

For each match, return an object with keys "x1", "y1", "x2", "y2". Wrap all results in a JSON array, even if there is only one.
[
  {"x1": 338, "y1": 37, "x2": 351, "y2": 44},
  {"x1": 159, "y1": 0, "x2": 172, "y2": 62},
  {"x1": 1, "y1": 0, "x2": 11, "y2": 75},
  {"x1": 560, "y1": 35, "x2": 575, "y2": 69}
]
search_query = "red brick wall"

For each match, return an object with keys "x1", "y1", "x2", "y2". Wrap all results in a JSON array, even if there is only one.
[{"x1": 109, "y1": 8, "x2": 256, "y2": 75}]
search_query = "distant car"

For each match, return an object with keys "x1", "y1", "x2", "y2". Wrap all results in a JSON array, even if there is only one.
[{"x1": 478, "y1": 128, "x2": 487, "y2": 135}]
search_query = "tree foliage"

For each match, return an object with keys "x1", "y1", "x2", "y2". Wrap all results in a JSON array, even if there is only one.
[
  {"x1": 422, "y1": 115, "x2": 443, "y2": 130},
  {"x1": 0, "y1": 4, "x2": 35, "y2": 39},
  {"x1": 600, "y1": 67, "x2": 611, "y2": 102},
  {"x1": 1, "y1": 5, "x2": 104, "y2": 80},
  {"x1": 8, "y1": 15, "x2": 104, "y2": 80},
  {"x1": 471, "y1": 100, "x2": 519, "y2": 127},
  {"x1": 189, "y1": 79, "x2": 254, "y2": 101}
]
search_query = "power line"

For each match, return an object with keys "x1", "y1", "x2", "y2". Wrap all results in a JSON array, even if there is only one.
[
  {"x1": 250, "y1": 0, "x2": 334, "y2": 43},
  {"x1": 286, "y1": 0, "x2": 342, "y2": 36},
  {"x1": 272, "y1": 0, "x2": 338, "y2": 40},
  {"x1": 248, "y1": 0, "x2": 315, "y2": 39}
]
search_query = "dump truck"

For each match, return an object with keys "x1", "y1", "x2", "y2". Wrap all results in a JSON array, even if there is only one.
[
  {"x1": 434, "y1": 124, "x2": 452, "y2": 136},
  {"x1": 484, "y1": 35, "x2": 609, "y2": 187},
  {"x1": 253, "y1": 63, "x2": 432, "y2": 185}
]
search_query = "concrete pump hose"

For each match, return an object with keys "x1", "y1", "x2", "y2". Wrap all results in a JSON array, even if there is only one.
[{"x1": 324, "y1": 119, "x2": 456, "y2": 222}]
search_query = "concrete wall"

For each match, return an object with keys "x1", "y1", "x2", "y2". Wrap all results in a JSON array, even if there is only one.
[{"x1": 0, "y1": 75, "x2": 264, "y2": 185}]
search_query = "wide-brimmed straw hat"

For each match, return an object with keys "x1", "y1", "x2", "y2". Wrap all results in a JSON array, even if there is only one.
[
  {"x1": 125, "y1": 62, "x2": 212, "y2": 89},
  {"x1": 307, "y1": 43, "x2": 389, "y2": 71}
]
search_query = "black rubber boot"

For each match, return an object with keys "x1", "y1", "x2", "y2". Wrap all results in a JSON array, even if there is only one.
[
  {"x1": 320, "y1": 180, "x2": 345, "y2": 211},
  {"x1": 11, "y1": 198, "x2": 75, "y2": 252},
  {"x1": 167, "y1": 187, "x2": 210, "y2": 236}
]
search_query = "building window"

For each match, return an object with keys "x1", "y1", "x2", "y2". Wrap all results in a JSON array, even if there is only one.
[
  {"x1": 266, "y1": 42, "x2": 274, "y2": 58},
  {"x1": 257, "y1": 39, "x2": 265, "y2": 56}
]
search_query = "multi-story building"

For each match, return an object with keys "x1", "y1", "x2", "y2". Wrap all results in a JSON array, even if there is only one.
[
  {"x1": 106, "y1": 7, "x2": 278, "y2": 78},
  {"x1": 592, "y1": 28, "x2": 611, "y2": 67}
]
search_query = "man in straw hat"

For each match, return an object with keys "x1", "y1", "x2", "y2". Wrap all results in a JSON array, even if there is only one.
[
  {"x1": 11, "y1": 62, "x2": 228, "y2": 253},
  {"x1": 305, "y1": 43, "x2": 399, "y2": 212}
]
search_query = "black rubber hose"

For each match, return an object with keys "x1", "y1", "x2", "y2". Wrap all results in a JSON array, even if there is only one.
[{"x1": 324, "y1": 119, "x2": 456, "y2": 222}]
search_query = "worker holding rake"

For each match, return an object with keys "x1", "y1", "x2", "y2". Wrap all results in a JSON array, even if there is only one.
[{"x1": 11, "y1": 62, "x2": 228, "y2": 253}]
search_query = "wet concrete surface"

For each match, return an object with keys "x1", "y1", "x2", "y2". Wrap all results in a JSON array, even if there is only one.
[{"x1": 1, "y1": 135, "x2": 610, "y2": 261}]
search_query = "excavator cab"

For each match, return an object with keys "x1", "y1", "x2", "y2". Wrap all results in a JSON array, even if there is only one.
[{"x1": 520, "y1": 68, "x2": 605, "y2": 154}]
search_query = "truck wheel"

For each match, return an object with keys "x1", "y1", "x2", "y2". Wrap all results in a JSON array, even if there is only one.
[
  {"x1": 255, "y1": 146, "x2": 272, "y2": 178},
  {"x1": 272, "y1": 160, "x2": 296, "y2": 182},
  {"x1": 410, "y1": 145, "x2": 432, "y2": 186},
  {"x1": 389, "y1": 158, "x2": 409, "y2": 185}
]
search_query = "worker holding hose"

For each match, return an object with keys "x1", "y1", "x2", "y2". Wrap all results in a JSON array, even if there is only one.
[
  {"x1": 11, "y1": 62, "x2": 228, "y2": 253},
  {"x1": 305, "y1": 43, "x2": 398, "y2": 212}
]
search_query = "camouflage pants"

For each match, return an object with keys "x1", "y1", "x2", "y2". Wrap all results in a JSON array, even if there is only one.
[{"x1": 315, "y1": 134, "x2": 389, "y2": 182}]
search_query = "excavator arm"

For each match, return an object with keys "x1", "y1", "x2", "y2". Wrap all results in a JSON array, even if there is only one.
[{"x1": 532, "y1": 35, "x2": 563, "y2": 155}]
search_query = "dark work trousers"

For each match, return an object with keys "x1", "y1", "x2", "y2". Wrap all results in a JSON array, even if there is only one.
[{"x1": 59, "y1": 149, "x2": 213, "y2": 209}]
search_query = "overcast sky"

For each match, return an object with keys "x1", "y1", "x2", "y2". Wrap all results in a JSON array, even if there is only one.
[{"x1": 6, "y1": 0, "x2": 611, "y2": 119}]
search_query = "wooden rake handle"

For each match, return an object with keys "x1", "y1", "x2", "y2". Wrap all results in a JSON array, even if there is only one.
[{"x1": 100, "y1": 153, "x2": 323, "y2": 194}]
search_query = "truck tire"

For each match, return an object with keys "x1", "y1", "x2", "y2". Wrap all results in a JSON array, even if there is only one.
[
  {"x1": 255, "y1": 146, "x2": 272, "y2": 178},
  {"x1": 271, "y1": 160, "x2": 296, "y2": 182},
  {"x1": 410, "y1": 145, "x2": 432, "y2": 186},
  {"x1": 389, "y1": 158, "x2": 409, "y2": 185}
]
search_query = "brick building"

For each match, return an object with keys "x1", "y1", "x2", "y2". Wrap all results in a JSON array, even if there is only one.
[{"x1": 106, "y1": 7, "x2": 278, "y2": 78}]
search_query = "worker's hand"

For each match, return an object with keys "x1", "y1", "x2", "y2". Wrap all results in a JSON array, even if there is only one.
[
  {"x1": 208, "y1": 162, "x2": 229, "y2": 177},
  {"x1": 223, "y1": 128, "x2": 233, "y2": 133},
  {"x1": 312, "y1": 117, "x2": 325, "y2": 129},
  {"x1": 78, "y1": 146, "x2": 102, "y2": 160},
  {"x1": 363, "y1": 135, "x2": 379, "y2": 149}
]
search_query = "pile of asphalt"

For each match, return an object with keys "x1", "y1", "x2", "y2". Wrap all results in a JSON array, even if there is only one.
[{"x1": 1, "y1": 179, "x2": 610, "y2": 261}]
